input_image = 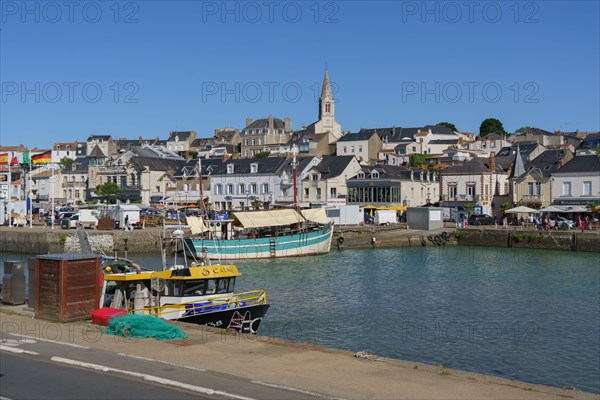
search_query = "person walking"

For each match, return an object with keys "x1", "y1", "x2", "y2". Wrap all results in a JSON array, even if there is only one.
[{"x1": 124, "y1": 215, "x2": 130, "y2": 231}]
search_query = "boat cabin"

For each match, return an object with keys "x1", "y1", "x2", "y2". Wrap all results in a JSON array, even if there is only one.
[{"x1": 100, "y1": 265, "x2": 242, "y2": 317}]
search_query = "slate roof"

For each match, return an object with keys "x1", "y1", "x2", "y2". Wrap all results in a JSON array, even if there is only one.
[
  {"x1": 428, "y1": 139, "x2": 460, "y2": 145},
  {"x1": 244, "y1": 118, "x2": 287, "y2": 131},
  {"x1": 87, "y1": 134, "x2": 112, "y2": 141},
  {"x1": 214, "y1": 130, "x2": 238, "y2": 141},
  {"x1": 218, "y1": 157, "x2": 288, "y2": 174},
  {"x1": 337, "y1": 131, "x2": 379, "y2": 142},
  {"x1": 350, "y1": 165, "x2": 428, "y2": 181},
  {"x1": 519, "y1": 149, "x2": 569, "y2": 178},
  {"x1": 168, "y1": 131, "x2": 195, "y2": 141},
  {"x1": 174, "y1": 158, "x2": 224, "y2": 178},
  {"x1": 360, "y1": 125, "x2": 455, "y2": 142},
  {"x1": 495, "y1": 142, "x2": 540, "y2": 157},
  {"x1": 88, "y1": 145, "x2": 106, "y2": 158},
  {"x1": 310, "y1": 156, "x2": 355, "y2": 180},
  {"x1": 440, "y1": 157, "x2": 506, "y2": 175},
  {"x1": 552, "y1": 155, "x2": 600, "y2": 174},
  {"x1": 130, "y1": 157, "x2": 186, "y2": 172}
]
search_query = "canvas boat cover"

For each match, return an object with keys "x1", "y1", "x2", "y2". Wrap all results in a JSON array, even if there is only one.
[
  {"x1": 300, "y1": 208, "x2": 330, "y2": 225},
  {"x1": 232, "y1": 209, "x2": 304, "y2": 229},
  {"x1": 187, "y1": 216, "x2": 209, "y2": 234}
]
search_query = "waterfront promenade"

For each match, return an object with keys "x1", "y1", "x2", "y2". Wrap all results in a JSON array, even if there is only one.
[
  {"x1": 0, "y1": 308, "x2": 597, "y2": 400},
  {"x1": 1, "y1": 223, "x2": 599, "y2": 253}
]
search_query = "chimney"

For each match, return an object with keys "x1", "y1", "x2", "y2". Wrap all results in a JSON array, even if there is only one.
[
  {"x1": 301, "y1": 124, "x2": 306, "y2": 129},
  {"x1": 246, "y1": 117, "x2": 252, "y2": 127},
  {"x1": 285, "y1": 116, "x2": 292, "y2": 131},
  {"x1": 138, "y1": 136, "x2": 142, "y2": 144},
  {"x1": 268, "y1": 115, "x2": 274, "y2": 130},
  {"x1": 489, "y1": 153, "x2": 496, "y2": 172}
]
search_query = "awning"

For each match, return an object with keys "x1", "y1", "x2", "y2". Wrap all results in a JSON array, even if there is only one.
[
  {"x1": 363, "y1": 205, "x2": 408, "y2": 211},
  {"x1": 505, "y1": 206, "x2": 539, "y2": 213},
  {"x1": 187, "y1": 216, "x2": 209, "y2": 234},
  {"x1": 232, "y1": 209, "x2": 304, "y2": 229},
  {"x1": 300, "y1": 208, "x2": 330, "y2": 224}
]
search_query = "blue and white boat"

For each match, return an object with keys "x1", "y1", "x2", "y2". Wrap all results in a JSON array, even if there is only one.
[{"x1": 184, "y1": 209, "x2": 333, "y2": 260}]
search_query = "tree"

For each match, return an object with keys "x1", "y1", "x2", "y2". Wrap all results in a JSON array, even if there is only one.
[
  {"x1": 255, "y1": 151, "x2": 270, "y2": 158},
  {"x1": 436, "y1": 122, "x2": 458, "y2": 132},
  {"x1": 479, "y1": 118, "x2": 506, "y2": 137},
  {"x1": 59, "y1": 157, "x2": 74, "y2": 166},
  {"x1": 95, "y1": 182, "x2": 122, "y2": 203},
  {"x1": 515, "y1": 126, "x2": 532, "y2": 135}
]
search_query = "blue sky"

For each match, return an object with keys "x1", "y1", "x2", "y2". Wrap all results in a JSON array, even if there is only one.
[{"x1": 1, "y1": 1, "x2": 599, "y2": 148}]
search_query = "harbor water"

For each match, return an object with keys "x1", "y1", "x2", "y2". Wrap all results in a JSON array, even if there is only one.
[{"x1": 1, "y1": 246, "x2": 599, "y2": 393}]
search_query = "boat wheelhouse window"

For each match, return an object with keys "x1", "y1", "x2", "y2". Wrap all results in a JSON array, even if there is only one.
[{"x1": 183, "y1": 280, "x2": 206, "y2": 296}]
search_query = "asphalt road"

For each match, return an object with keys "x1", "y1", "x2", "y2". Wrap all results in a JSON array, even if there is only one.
[
  {"x1": 0, "y1": 331, "x2": 326, "y2": 400},
  {"x1": 0, "y1": 352, "x2": 205, "y2": 400}
]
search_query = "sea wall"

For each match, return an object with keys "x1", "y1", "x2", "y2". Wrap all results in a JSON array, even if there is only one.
[
  {"x1": 456, "y1": 228, "x2": 600, "y2": 252},
  {"x1": 0, "y1": 227, "x2": 167, "y2": 255}
]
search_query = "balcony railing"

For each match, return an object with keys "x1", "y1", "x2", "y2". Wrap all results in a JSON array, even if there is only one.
[{"x1": 441, "y1": 194, "x2": 481, "y2": 202}]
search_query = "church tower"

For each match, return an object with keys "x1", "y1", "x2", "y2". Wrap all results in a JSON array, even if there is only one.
[
  {"x1": 309, "y1": 68, "x2": 342, "y2": 143},
  {"x1": 319, "y1": 69, "x2": 335, "y2": 123}
]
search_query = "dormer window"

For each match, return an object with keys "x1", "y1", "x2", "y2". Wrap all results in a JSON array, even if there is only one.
[
  {"x1": 250, "y1": 163, "x2": 258, "y2": 173},
  {"x1": 227, "y1": 164, "x2": 234, "y2": 174},
  {"x1": 371, "y1": 170, "x2": 379, "y2": 179},
  {"x1": 357, "y1": 171, "x2": 365, "y2": 179}
]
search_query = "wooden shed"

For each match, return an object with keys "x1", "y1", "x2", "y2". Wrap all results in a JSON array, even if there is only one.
[{"x1": 35, "y1": 254, "x2": 101, "y2": 322}]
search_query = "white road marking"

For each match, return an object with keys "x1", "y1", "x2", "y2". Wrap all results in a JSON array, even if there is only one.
[
  {"x1": 0, "y1": 339, "x2": 20, "y2": 347},
  {"x1": 251, "y1": 380, "x2": 347, "y2": 400},
  {"x1": 118, "y1": 352, "x2": 207, "y2": 372},
  {"x1": 7, "y1": 333, "x2": 89, "y2": 349},
  {"x1": 0, "y1": 345, "x2": 39, "y2": 355},
  {"x1": 1, "y1": 395, "x2": 15, "y2": 400},
  {"x1": 51, "y1": 357, "x2": 255, "y2": 400}
]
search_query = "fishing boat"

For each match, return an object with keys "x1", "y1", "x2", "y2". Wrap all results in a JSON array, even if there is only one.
[
  {"x1": 98, "y1": 231, "x2": 270, "y2": 334},
  {"x1": 183, "y1": 208, "x2": 333, "y2": 260}
]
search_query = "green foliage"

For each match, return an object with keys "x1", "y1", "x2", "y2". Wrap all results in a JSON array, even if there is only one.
[
  {"x1": 500, "y1": 201, "x2": 513, "y2": 215},
  {"x1": 59, "y1": 157, "x2": 74, "y2": 165},
  {"x1": 410, "y1": 154, "x2": 427, "y2": 167},
  {"x1": 436, "y1": 122, "x2": 458, "y2": 132},
  {"x1": 255, "y1": 151, "x2": 270, "y2": 158},
  {"x1": 479, "y1": 118, "x2": 506, "y2": 137},
  {"x1": 515, "y1": 126, "x2": 532, "y2": 135},
  {"x1": 188, "y1": 151, "x2": 198, "y2": 159},
  {"x1": 95, "y1": 182, "x2": 122, "y2": 204}
]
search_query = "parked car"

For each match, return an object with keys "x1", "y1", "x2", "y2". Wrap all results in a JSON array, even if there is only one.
[
  {"x1": 468, "y1": 214, "x2": 494, "y2": 225},
  {"x1": 556, "y1": 216, "x2": 575, "y2": 230}
]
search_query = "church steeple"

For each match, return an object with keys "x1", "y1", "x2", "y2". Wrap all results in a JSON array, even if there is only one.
[{"x1": 319, "y1": 68, "x2": 334, "y2": 120}]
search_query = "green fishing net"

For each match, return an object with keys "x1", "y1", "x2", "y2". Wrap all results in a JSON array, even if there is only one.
[{"x1": 105, "y1": 314, "x2": 188, "y2": 341}]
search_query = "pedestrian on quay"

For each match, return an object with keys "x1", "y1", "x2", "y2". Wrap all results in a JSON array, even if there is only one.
[
  {"x1": 502, "y1": 216, "x2": 508, "y2": 229},
  {"x1": 371, "y1": 234, "x2": 376, "y2": 249},
  {"x1": 124, "y1": 215, "x2": 130, "y2": 231}
]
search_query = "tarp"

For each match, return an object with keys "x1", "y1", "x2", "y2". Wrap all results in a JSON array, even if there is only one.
[
  {"x1": 232, "y1": 209, "x2": 304, "y2": 229},
  {"x1": 300, "y1": 208, "x2": 330, "y2": 224},
  {"x1": 187, "y1": 216, "x2": 209, "y2": 234}
]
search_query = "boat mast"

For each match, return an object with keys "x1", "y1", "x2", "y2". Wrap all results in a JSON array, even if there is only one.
[
  {"x1": 292, "y1": 144, "x2": 298, "y2": 209},
  {"x1": 197, "y1": 156, "x2": 206, "y2": 218}
]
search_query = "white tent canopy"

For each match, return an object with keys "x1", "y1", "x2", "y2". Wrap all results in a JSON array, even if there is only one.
[{"x1": 505, "y1": 206, "x2": 539, "y2": 213}]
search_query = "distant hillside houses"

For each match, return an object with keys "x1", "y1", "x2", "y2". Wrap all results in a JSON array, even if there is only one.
[{"x1": 1, "y1": 84, "x2": 599, "y2": 227}]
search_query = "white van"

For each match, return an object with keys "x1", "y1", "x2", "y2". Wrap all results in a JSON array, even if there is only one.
[
  {"x1": 374, "y1": 210, "x2": 398, "y2": 225},
  {"x1": 69, "y1": 209, "x2": 99, "y2": 229}
]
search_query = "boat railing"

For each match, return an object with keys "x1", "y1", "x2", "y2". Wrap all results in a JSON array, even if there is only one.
[{"x1": 130, "y1": 290, "x2": 268, "y2": 319}]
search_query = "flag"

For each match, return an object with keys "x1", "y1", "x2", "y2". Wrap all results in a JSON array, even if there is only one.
[
  {"x1": 32, "y1": 151, "x2": 52, "y2": 164},
  {"x1": 11, "y1": 152, "x2": 31, "y2": 165},
  {"x1": 0, "y1": 153, "x2": 8, "y2": 165}
]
